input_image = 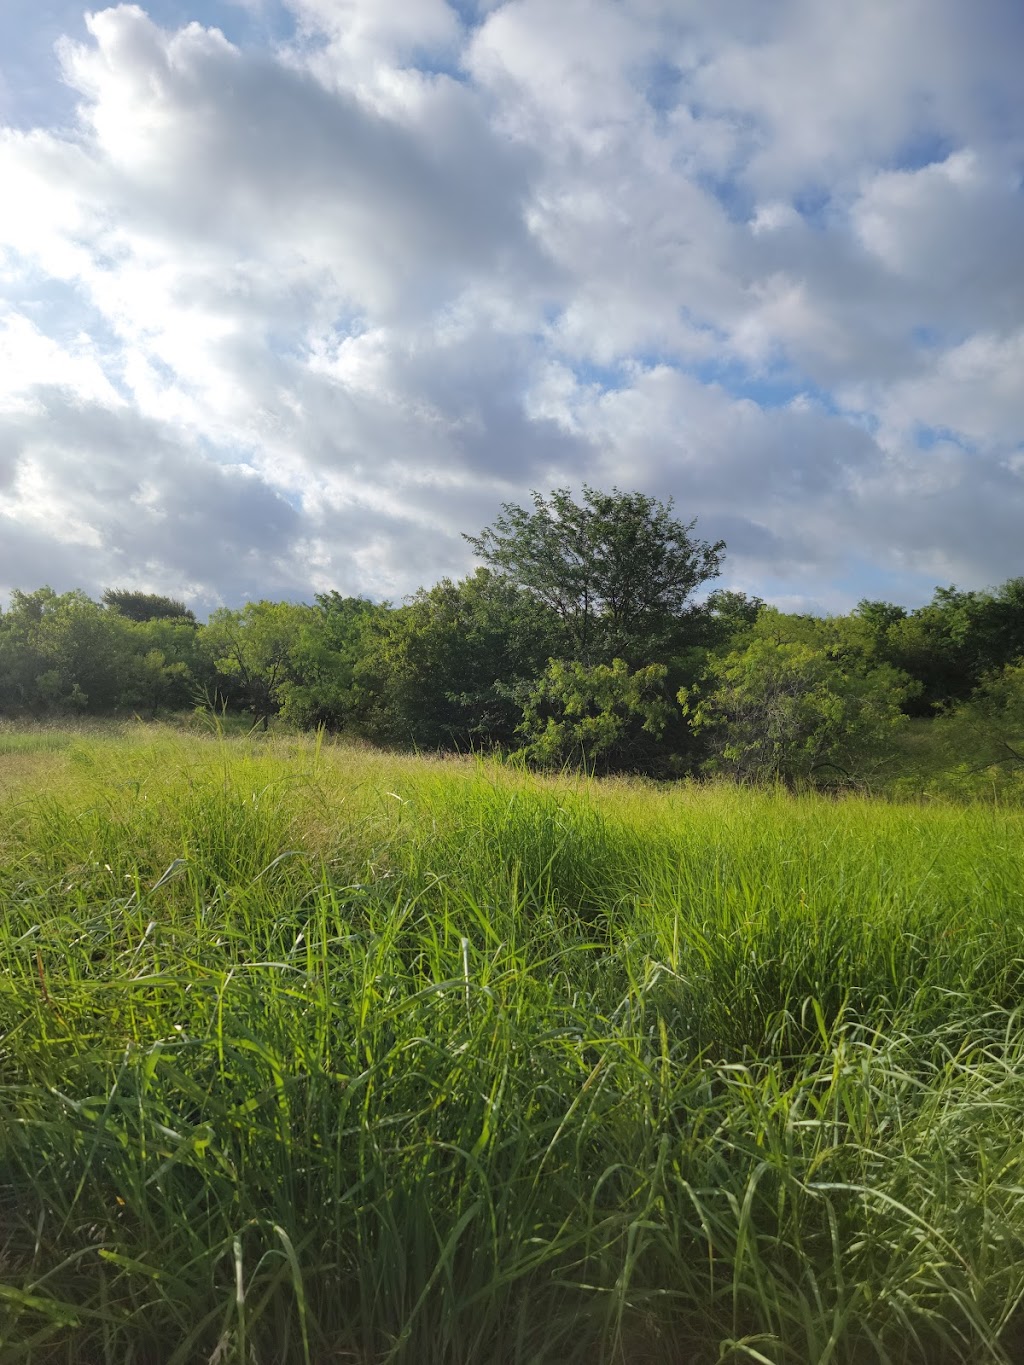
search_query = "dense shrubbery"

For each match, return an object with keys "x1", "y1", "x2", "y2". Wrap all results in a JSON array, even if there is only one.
[{"x1": 2, "y1": 487, "x2": 1024, "y2": 787}]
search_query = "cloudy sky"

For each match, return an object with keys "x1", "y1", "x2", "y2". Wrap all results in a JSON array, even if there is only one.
[{"x1": 1, "y1": 1, "x2": 1022, "y2": 614}]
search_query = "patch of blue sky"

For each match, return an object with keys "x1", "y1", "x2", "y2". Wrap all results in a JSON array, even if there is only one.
[
  {"x1": 540, "y1": 301, "x2": 565, "y2": 330},
  {"x1": 562, "y1": 333, "x2": 841, "y2": 415},
  {"x1": 657, "y1": 332, "x2": 840, "y2": 414},
  {"x1": 685, "y1": 355, "x2": 839, "y2": 413},
  {"x1": 409, "y1": 53, "x2": 468, "y2": 84},
  {"x1": 914, "y1": 422, "x2": 975, "y2": 453},
  {"x1": 790, "y1": 184, "x2": 833, "y2": 230},
  {"x1": 641, "y1": 58, "x2": 683, "y2": 117},
  {"x1": 911, "y1": 324, "x2": 944, "y2": 349},
  {"x1": 630, "y1": 345, "x2": 692, "y2": 371},
  {"x1": 444, "y1": 0, "x2": 492, "y2": 31},
  {"x1": 729, "y1": 571, "x2": 836, "y2": 615},
  {"x1": 0, "y1": 0, "x2": 89, "y2": 129},
  {"x1": 131, "y1": 348, "x2": 184, "y2": 394},
  {"x1": 264, "y1": 326, "x2": 314, "y2": 366},
  {"x1": 195, "y1": 430, "x2": 267, "y2": 475},
  {"x1": 889, "y1": 129, "x2": 955, "y2": 174},
  {"x1": 729, "y1": 564, "x2": 933, "y2": 616},
  {"x1": 273, "y1": 488, "x2": 306, "y2": 514},
  {"x1": 695, "y1": 168, "x2": 755, "y2": 224},
  {"x1": 3, "y1": 266, "x2": 104, "y2": 334},
  {"x1": 679, "y1": 100, "x2": 761, "y2": 223},
  {"x1": 1, "y1": 271, "x2": 137, "y2": 396},
  {"x1": 0, "y1": 1, "x2": 299, "y2": 133},
  {"x1": 839, "y1": 405, "x2": 882, "y2": 440},
  {"x1": 143, "y1": 0, "x2": 297, "y2": 49},
  {"x1": 565, "y1": 365, "x2": 852, "y2": 450},
  {"x1": 390, "y1": 13, "x2": 474, "y2": 84},
  {"x1": 560, "y1": 347, "x2": 712, "y2": 397},
  {"x1": 568, "y1": 358, "x2": 630, "y2": 394},
  {"x1": 909, "y1": 323, "x2": 975, "y2": 354},
  {"x1": 296, "y1": 309, "x2": 368, "y2": 357}
]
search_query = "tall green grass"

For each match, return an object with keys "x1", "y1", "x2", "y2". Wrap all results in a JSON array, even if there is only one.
[{"x1": 1, "y1": 728, "x2": 1024, "y2": 1362}]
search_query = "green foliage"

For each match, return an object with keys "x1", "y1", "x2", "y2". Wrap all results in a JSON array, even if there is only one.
[
  {"x1": 102, "y1": 587, "x2": 197, "y2": 624},
  {"x1": 913, "y1": 662, "x2": 1024, "y2": 799},
  {"x1": 464, "y1": 485, "x2": 724, "y2": 666},
  {"x1": 953, "y1": 660, "x2": 1024, "y2": 758},
  {"x1": 683, "y1": 611, "x2": 915, "y2": 786},
  {"x1": 854, "y1": 597, "x2": 908, "y2": 634},
  {"x1": 0, "y1": 589, "x2": 208, "y2": 717},
  {"x1": 699, "y1": 587, "x2": 767, "y2": 649},
  {"x1": 517, "y1": 656, "x2": 675, "y2": 772},
  {"x1": 0, "y1": 588, "x2": 144, "y2": 713},
  {"x1": 352, "y1": 568, "x2": 560, "y2": 749},
  {"x1": 277, "y1": 593, "x2": 384, "y2": 730},
  {"x1": 128, "y1": 617, "x2": 212, "y2": 714},
  {"x1": 203, "y1": 600, "x2": 314, "y2": 729},
  {"x1": 868, "y1": 579, "x2": 1024, "y2": 714}
]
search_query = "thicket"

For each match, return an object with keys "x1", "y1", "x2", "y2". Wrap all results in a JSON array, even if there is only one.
[{"x1": 2, "y1": 489, "x2": 1023, "y2": 791}]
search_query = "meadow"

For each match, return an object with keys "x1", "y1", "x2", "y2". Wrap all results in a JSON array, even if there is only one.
[{"x1": 1, "y1": 724, "x2": 1024, "y2": 1363}]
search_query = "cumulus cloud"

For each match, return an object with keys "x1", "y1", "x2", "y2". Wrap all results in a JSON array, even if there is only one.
[{"x1": 0, "y1": 0, "x2": 1021, "y2": 612}]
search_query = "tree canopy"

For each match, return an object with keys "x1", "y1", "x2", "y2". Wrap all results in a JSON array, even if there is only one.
[
  {"x1": 102, "y1": 588, "x2": 197, "y2": 625},
  {"x1": 463, "y1": 486, "x2": 725, "y2": 666},
  {"x1": 681, "y1": 612, "x2": 916, "y2": 787}
]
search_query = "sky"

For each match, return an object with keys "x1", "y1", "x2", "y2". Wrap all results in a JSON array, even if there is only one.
[{"x1": 0, "y1": 1, "x2": 1022, "y2": 615}]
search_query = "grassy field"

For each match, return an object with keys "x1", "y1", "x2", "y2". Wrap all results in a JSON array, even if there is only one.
[{"x1": 2, "y1": 724, "x2": 1024, "y2": 1363}]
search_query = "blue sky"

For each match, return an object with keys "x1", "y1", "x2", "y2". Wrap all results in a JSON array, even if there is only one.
[{"x1": 0, "y1": 1, "x2": 1022, "y2": 612}]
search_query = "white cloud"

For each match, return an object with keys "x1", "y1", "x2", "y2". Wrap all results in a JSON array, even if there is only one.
[
  {"x1": 852, "y1": 151, "x2": 1024, "y2": 333},
  {"x1": 871, "y1": 330, "x2": 1024, "y2": 452},
  {"x1": 0, "y1": 311, "x2": 123, "y2": 413},
  {"x1": 0, "y1": 0, "x2": 1021, "y2": 610}
]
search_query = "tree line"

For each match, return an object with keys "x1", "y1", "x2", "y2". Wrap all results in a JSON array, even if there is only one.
[{"x1": 2, "y1": 487, "x2": 1023, "y2": 789}]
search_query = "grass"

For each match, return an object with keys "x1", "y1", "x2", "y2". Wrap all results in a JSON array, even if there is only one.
[{"x1": 1, "y1": 725, "x2": 1024, "y2": 1362}]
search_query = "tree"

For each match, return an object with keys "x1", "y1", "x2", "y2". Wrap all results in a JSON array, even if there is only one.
[
  {"x1": 517, "y1": 657, "x2": 675, "y2": 773},
  {"x1": 0, "y1": 587, "x2": 210, "y2": 717},
  {"x1": 681, "y1": 611, "x2": 916, "y2": 787},
  {"x1": 932, "y1": 662, "x2": 1024, "y2": 788},
  {"x1": 0, "y1": 588, "x2": 141, "y2": 714},
  {"x1": 125, "y1": 650, "x2": 194, "y2": 718},
  {"x1": 854, "y1": 599, "x2": 907, "y2": 635},
  {"x1": 278, "y1": 594, "x2": 385, "y2": 730},
  {"x1": 463, "y1": 487, "x2": 725, "y2": 666},
  {"x1": 103, "y1": 588, "x2": 197, "y2": 625},
  {"x1": 871, "y1": 580, "x2": 1024, "y2": 715},
  {"x1": 121, "y1": 617, "x2": 210, "y2": 715},
  {"x1": 698, "y1": 588, "x2": 767, "y2": 651},
  {"x1": 352, "y1": 569, "x2": 560, "y2": 749},
  {"x1": 201, "y1": 601, "x2": 312, "y2": 729}
]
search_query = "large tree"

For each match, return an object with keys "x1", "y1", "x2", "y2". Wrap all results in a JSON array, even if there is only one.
[
  {"x1": 463, "y1": 486, "x2": 725, "y2": 667},
  {"x1": 931, "y1": 661, "x2": 1024, "y2": 795}
]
